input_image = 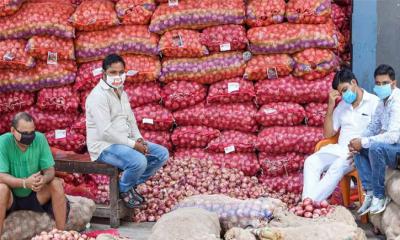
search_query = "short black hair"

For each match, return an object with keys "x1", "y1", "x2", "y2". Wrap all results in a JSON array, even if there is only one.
[
  {"x1": 102, "y1": 54, "x2": 125, "y2": 71},
  {"x1": 374, "y1": 64, "x2": 395, "y2": 80},
  {"x1": 332, "y1": 68, "x2": 358, "y2": 90},
  {"x1": 12, "y1": 112, "x2": 34, "y2": 128}
]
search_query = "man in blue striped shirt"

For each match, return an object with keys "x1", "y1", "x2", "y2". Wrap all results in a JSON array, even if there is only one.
[{"x1": 349, "y1": 64, "x2": 400, "y2": 215}]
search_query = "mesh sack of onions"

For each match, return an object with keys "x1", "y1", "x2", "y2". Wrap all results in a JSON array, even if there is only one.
[
  {"x1": 259, "y1": 152, "x2": 306, "y2": 177},
  {"x1": 73, "y1": 60, "x2": 102, "y2": 92},
  {"x1": 0, "y1": 0, "x2": 25, "y2": 17},
  {"x1": 28, "y1": 107, "x2": 78, "y2": 132},
  {"x1": 160, "y1": 51, "x2": 247, "y2": 84},
  {"x1": 293, "y1": 48, "x2": 339, "y2": 81},
  {"x1": 122, "y1": 55, "x2": 161, "y2": 83},
  {"x1": 331, "y1": 3, "x2": 346, "y2": 30},
  {"x1": 158, "y1": 29, "x2": 208, "y2": 58},
  {"x1": 286, "y1": 0, "x2": 332, "y2": 24},
  {"x1": 75, "y1": 25, "x2": 159, "y2": 63},
  {"x1": 200, "y1": 25, "x2": 248, "y2": 53},
  {"x1": 207, "y1": 78, "x2": 255, "y2": 104},
  {"x1": 259, "y1": 172, "x2": 304, "y2": 195},
  {"x1": 246, "y1": 0, "x2": 285, "y2": 27},
  {"x1": 174, "y1": 195, "x2": 284, "y2": 232},
  {"x1": 141, "y1": 130, "x2": 172, "y2": 151},
  {"x1": 206, "y1": 130, "x2": 256, "y2": 153},
  {"x1": 0, "y1": 91, "x2": 35, "y2": 114},
  {"x1": 116, "y1": 0, "x2": 155, "y2": 25},
  {"x1": 25, "y1": 36, "x2": 75, "y2": 61},
  {"x1": 45, "y1": 129, "x2": 86, "y2": 153},
  {"x1": 173, "y1": 103, "x2": 258, "y2": 133},
  {"x1": 0, "y1": 2, "x2": 75, "y2": 40},
  {"x1": 0, "y1": 111, "x2": 19, "y2": 133},
  {"x1": 255, "y1": 103, "x2": 306, "y2": 127},
  {"x1": 0, "y1": 40, "x2": 35, "y2": 69},
  {"x1": 247, "y1": 23, "x2": 338, "y2": 54},
  {"x1": 37, "y1": 86, "x2": 80, "y2": 113},
  {"x1": 161, "y1": 81, "x2": 207, "y2": 111},
  {"x1": 133, "y1": 104, "x2": 174, "y2": 131},
  {"x1": 149, "y1": 0, "x2": 245, "y2": 34},
  {"x1": 305, "y1": 103, "x2": 328, "y2": 127},
  {"x1": 63, "y1": 182, "x2": 97, "y2": 202},
  {"x1": 289, "y1": 198, "x2": 334, "y2": 218},
  {"x1": 71, "y1": 114, "x2": 86, "y2": 136},
  {"x1": 244, "y1": 54, "x2": 295, "y2": 81},
  {"x1": 256, "y1": 126, "x2": 324, "y2": 154},
  {"x1": 79, "y1": 91, "x2": 90, "y2": 112},
  {"x1": 69, "y1": 0, "x2": 120, "y2": 31},
  {"x1": 171, "y1": 126, "x2": 220, "y2": 149},
  {"x1": 125, "y1": 82, "x2": 161, "y2": 108},
  {"x1": 255, "y1": 74, "x2": 332, "y2": 105},
  {"x1": 133, "y1": 156, "x2": 267, "y2": 222}
]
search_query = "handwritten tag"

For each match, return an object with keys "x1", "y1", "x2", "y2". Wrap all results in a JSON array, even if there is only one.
[
  {"x1": 220, "y1": 43, "x2": 231, "y2": 52},
  {"x1": 228, "y1": 82, "x2": 240, "y2": 93},
  {"x1": 173, "y1": 34, "x2": 184, "y2": 47},
  {"x1": 143, "y1": 118, "x2": 154, "y2": 125},
  {"x1": 55, "y1": 129, "x2": 67, "y2": 139},
  {"x1": 92, "y1": 67, "x2": 103, "y2": 76},
  {"x1": 224, "y1": 145, "x2": 236, "y2": 154},
  {"x1": 47, "y1": 52, "x2": 58, "y2": 65},
  {"x1": 168, "y1": 0, "x2": 178, "y2": 6},
  {"x1": 3, "y1": 52, "x2": 14, "y2": 61},
  {"x1": 264, "y1": 108, "x2": 277, "y2": 115},
  {"x1": 267, "y1": 67, "x2": 278, "y2": 79},
  {"x1": 126, "y1": 70, "x2": 138, "y2": 76}
]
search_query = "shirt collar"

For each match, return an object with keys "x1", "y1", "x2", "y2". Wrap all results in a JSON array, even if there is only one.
[{"x1": 387, "y1": 87, "x2": 400, "y2": 102}]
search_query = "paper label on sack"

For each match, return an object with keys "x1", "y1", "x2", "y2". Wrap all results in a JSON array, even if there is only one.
[
  {"x1": 168, "y1": 0, "x2": 178, "y2": 7},
  {"x1": 47, "y1": 52, "x2": 58, "y2": 65},
  {"x1": 228, "y1": 82, "x2": 240, "y2": 93},
  {"x1": 126, "y1": 70, "x2": 138, "y2": 76},
  {"x1": 173, "y1": 34, "x2": 184, "y2": 47},
  {"x1": 220, "y1": 43, "x2": 231, "y2": 52},
  {"x1": 143, "y1": 118, "x2": 154, "y2": 125},
  {"x1": 92, "y1": 68, "x2": 103, "y2": 76},
  {"x1": 267, "y1": 67, "x2": 278, "y2": 79},
  {"x1": 3, "y1": 52, "x2": 14, "y2": 61},
  {"x1": 264, "y1": 108, "x2": 277, "y2": 115},
  {"x1": 55, "y1": 129, "x2": 67, "y2": 139},
  {"x1": 224, "y1": 145, "x2": 236, "y2": 154}
]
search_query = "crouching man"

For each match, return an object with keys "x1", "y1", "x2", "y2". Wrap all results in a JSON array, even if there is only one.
[{"x1": 0, "y1": 112, "x2": 68, "y2": 235}]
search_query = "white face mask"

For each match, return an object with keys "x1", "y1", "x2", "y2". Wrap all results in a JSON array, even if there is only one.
[{"x1": 105, "y1": 74, "x2": 126, "y2": 88}]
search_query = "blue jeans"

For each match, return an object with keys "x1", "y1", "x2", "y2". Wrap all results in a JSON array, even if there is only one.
[
  {"x1": 97, "y1": 142, "x2": 169, "y2": 193},
  {"x1": 354, "y1": 142, "x2": 400, "y2": 199}
]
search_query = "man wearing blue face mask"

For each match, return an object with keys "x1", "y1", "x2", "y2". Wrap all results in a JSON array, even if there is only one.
[
  {"x1": 302, "y1": 69, "x2": 379, "y2": 202},
  {"x1": 349, "y1": 64, "x2": 400, "y2": 215},
  {"x1": 85, "y1": 54, "x2": 169, "y2": 209}
]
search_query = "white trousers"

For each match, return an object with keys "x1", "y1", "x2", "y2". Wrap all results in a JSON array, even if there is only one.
[{"x1": 302, "y1": 152, "x2": 353, "y2": 202}]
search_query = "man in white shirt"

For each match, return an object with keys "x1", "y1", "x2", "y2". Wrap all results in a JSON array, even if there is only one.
[
  {"x1": 349, "y1": 64, "x2": 400, "y2": 215},
  {"x1": 302, "y1": 69, "x2": 379, "y2": 202},
  {"x1": 85, "y1": 54, "x2": 169, "y2": 208}
]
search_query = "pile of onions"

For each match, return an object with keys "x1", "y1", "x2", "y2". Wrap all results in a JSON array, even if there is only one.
[
  {"x1": 116, "y1": 0, "x2": 156, "y2": 25},
  {"x1": 207, "y1": 78, "x2": 255, "y2": 104},
  {"x1": 37, "y1": 86, "x2": 80, "y2": 113},
  {"x1": 259, "y1": 152, "x2": 306, "y2": 177},
  {"x1": 246, "y1": 0, "x2": 285, "y2": 27},
  {"x1": 256, "y1": 126, "x2": 324, "y2": 154},
  {"x1": 259, "y1": 172, "x2": 303, "y2": 195},
  {"x1": 161, "y1": 81, "x2": 207, "y2": 111},
  {"x1": 0, "y1": 91, "x2": 35, "y2": 114},
  {"x1": 255, "y1": 103, "x2": 306, "y2": 127},
  {"x1": 289, "y1": 198, "x2": 335, "y2": 218},
  {"x1": 286, "y1": 0, "x2": 332, "y2": 24},
  {"x1": 158, "y1": 29, "x2": 208, "y2": 58},
  {"x1": 206, "y1": 130, "x2": 257, "y2": 153},
  {"x1": 26, "y1": 36, "x2": 75, "y2": 61},
  {"x1": 28, "y1": 107, "x2": 78, "y2": 132},
  {"x1": 89, "y1": 174, "x2": 110, "y2": 205},
  {"x1": 0, "y1": 39, "x2": 35, "y2": 69},
  {"x1": 171, "y1": 126, "x2": 220, "y2": 149},
  {"x1": 200, "y1": 24, "x2": 248, "y2": 53},
  {"x1": 305, "y1": 103, "x2": 328, "y2": 127},
  {"x1": 133, "y1": 156, "x2": 266, "y2": 222},
  {"x1": 244, "y1": 54, "x2": 294, "y2": 81},
  {"x1": 141, "y1": 130, "x2": 173, "y2": 151},
  {"x1": 133, "y1": 104, "x2": 174, "y2": 131},
  {"x1": 32, "y1": 229, "x2": 94, "y2": 240}
]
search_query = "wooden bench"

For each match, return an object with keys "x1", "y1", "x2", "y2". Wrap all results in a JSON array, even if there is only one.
[{"x1": 53, "y1": 151, "x2": 130, "y2": 228}]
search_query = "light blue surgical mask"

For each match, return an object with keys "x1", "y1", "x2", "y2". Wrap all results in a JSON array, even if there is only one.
[
  {"x1": 342, "y1": 89, "x2": 357, "y2": 104},
  {"x1": 373, "y1": 84, "x2": 392, "y2": 100}
]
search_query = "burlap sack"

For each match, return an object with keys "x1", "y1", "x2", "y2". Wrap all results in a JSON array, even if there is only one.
[
  {"x1": 1, "y1": 196, "x2": 95, "y2": 240},
  {"x1": 149, "y1": 208, "x2": 221, "y2": 240},
  {"x1": 386, "y1": 168, "x2": 400, "y2": 206},
  {"x1": 381, "y1": 202, "x2": 400, "y2": 240}
]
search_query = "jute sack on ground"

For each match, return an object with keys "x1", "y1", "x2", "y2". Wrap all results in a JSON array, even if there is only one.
[
  {"x1": 381, "y1": 202, "x2": 400, "y2": 240},
  {"x1": 1, "y1": 196, "x2": 95, "y2": 240},
  {"x1": 386, "y1": 168, "x2": 400, "y2": 206},
  {"x1": 149, "y1": 207, "x2": 221, "y2": 240}
]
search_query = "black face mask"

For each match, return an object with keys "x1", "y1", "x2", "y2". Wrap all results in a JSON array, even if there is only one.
[{"x1": 15, "y1": 129, "x2": 36, "y2": 146}]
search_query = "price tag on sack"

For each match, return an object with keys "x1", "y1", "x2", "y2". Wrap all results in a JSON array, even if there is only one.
[
  {"x1": 267, "y1": 67, "x2": 278, "y2": 79},
  {"x1": 224, "y1": 145, "x2": 236, "y2": 154},
  {"x1": 168, "y1": 0, "x2": 178, "y2": 6},
  {"x1": 264, "y1": 108, "x2": 277, "y2": 115},
  {"x1": 126, "y1": 70, "x2": 138, "y2": 76},
  {"x1": 173, "y1": 34, "x2": 184, "y2": 47},
  {"x1": 143, "y1": 118, "x2": 154, "y2": 125},
  {"x1": 3, "y1": 52, "x2": 14, "y2": 61},
  {"x1": 220, "y1": 43, "x2": 231, "y2": 52},
  {"x1": 47, "y1": 52, "x2": 58, "y2": 65},
  {"x1": 55, "y1": 129, "x2": 67, "y2": 139},
  {"x1": 228, "y1": 82, "x2": 240, "y2": 93},
  {"x1": 92, "y1": 67, "x2": 103, "y2": 76}
]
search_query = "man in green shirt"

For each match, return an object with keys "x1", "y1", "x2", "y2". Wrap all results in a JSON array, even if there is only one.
[{"x1": 0, "y1": 112, "x2": 67, "y2": 235}]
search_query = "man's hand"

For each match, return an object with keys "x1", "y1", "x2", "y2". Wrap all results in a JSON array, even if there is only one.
[
  {"x1": 31, "y1": 174, "x2": 45, "y2": 192},
  {"x1": 136, "y1": 138, "x2": 149, "y2": 154},
  {"x1": 328, "y1": 90, "x2": 341, "y2": 107},
  {"x1": 349, "y1": 138, "x2": 362, "y2": 152},
  {"x1": 134, "y1": 141, "x2": 147, "y2": 154},
  {"x1": 25, "y1": 172, "x2": 41, "y2": 190}
]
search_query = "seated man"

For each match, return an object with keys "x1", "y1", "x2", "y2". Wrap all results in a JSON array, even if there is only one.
[
  {"x1": 349, "y1": 64, "x2": 400, "y2": 215},
  {"x1": 302, "y1": 69, "x2": 379, "y2": 202},
  {"x1": 86, "y1": 54, "x2": 169, "y2": 208},
  {"x1": 0, "y1": 112, "x2": 68, "y2": 235}
]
